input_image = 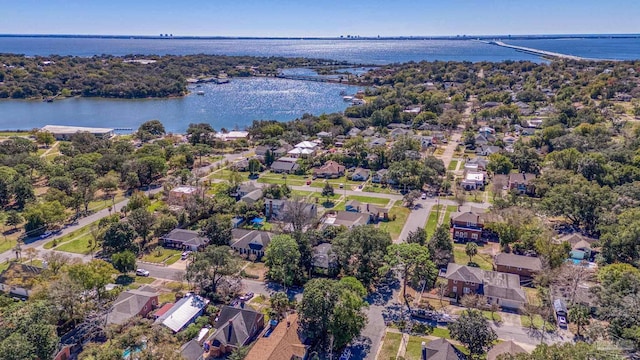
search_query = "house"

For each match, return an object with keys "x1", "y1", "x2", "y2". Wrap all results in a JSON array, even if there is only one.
[
  {"x1": 526, "y1": 119, "x2": 544, "y2": 128},
  {"x1": 465, "y1": 158, "x2": 489, "y2": 171},
  {"x1": 288, "y1": 147, "x2": 315, "y2": 158},
  {"x1": 156, "y1": 294, "x2": 209, "y2": 332},
  {"x1": 231, "y1": 159, "x2": 249, "y2": 171},
  {"x1": 41, "y1": 125, "x2": 114, "y2": 140},
  {"x1": 237, "y1": 182, "x2": 261, "y2": 198},
  {"x1": 350, "y1": 168, "x2": 370, "y2": 181},
  {"x1": 345, "y1": 200, "x2": 389, "y2": 221},
  {"x1": 514, "y1": 101, "x2": 533, "y2": 116},
  {"x1": 476, "y1": 145, "x2": 501, "y2": 156},
  {"x1": 474, "y1": 134, "x2": 495, "y2": 147},
  {"x1": 270, "y1": 157, "x2": 299, "y2": 174},
  {"x1": 215, "y1": 131, "x2": 249, "y2": 142},
  {"x1": 106, "y1": 286, "x2": 158, "y2": 325},
  {"x1": 255, "y1": 145, "x2": 273, "y2": 157},
  {"x1": 265, "y1": 199, "x2": 317, "y2": 220},
  {"x1": 313, "y1": 160, "x2": 345, "y2": 178},
  {"x1": 312, "y1": 243, "x2": 338, "y2": 275},
  {"x1": 321, "y1": 210, "x2": 371, "y2": 230},
  {"x1": 482, "y1": 101, "x2": 501, "y2": 108},
  {"x1": 230, "y1": 229, "x2": 274, "y2": 259},
  {"x1": 450, "y1": 211, "x2": 486, "y2": 243},
  {"x1": 372, "y1": 169, "x2": 396, "y2": 184},
  {"x1": 204, "y1": 306, "x2": 265, "y2": 358},
  {"x1": 161, "y1": 229, "x2": 209, "y2": 251},
  {"x1": 403, "y1": 105, "x2": 422, "y2": 114},
  {"x1": 508, "y1": 173, "x2": 536, "y2": 195},
  {"x1": 503, "y1": 136, "x2": 516, "y2": 146},
  {"x1": 557, "y1": 233, "x2": 599, "y2": 262},
  {"x1": 478, "y1": 126, "x2": 495, "y2": 137},
  {"x1": 0, "y1": 263, "x2": 43, "y2": 299},
  {"x1": 153, "y1": 302, "x2": 175, "y2": 320},
  {"x1": 460, "y1": 172, "x2": 485, "y2": 191},
  {"x1": 520, "y1": 128, "x2": 537, "y2": 136},
  {"x1": 347, "y1": 128, "x2": 362, "y2": 137},
  {"x1": 245, "y1": 313, "x2": 308, "y2": 360},
  {"x1": 168, "y1": 186, "x2": 200, "y2": 206},
  {"x1": 487, "y1": 340, "x2": 528, "y2": 360},
  {"x1": 443, "y1": 263, "x2": 527, "y2": 310},
  {"x1": 390, "y1": 128, "x2": 413, "y2": 138},
  {"x1": 494, "y1": 253, "x2": 542, "y2": 278},
  {"x1": 422, "y1": 338, "x2": 466, "y2": 360},
  {"x1": 416, "y1": 135, "x2": 434, "y2": 149},
  {"x1": 368, "y1": 137, "x2": 387, "y2": 147},
  {"x1": 294, "y1": 141, "x2": 318, "y2": 150},
  {"x1": 273, "y1": 144, "x2": 294, "y2": 158},
  {"x1": 317, "y1": 131, "x2": 332, "y2": 138},
  {"x1": 241, "y1": 189, "x2": 264, "y2": 205},
  {"x1": 180, "y1": 340, "x2": 204, "y2": 360}
]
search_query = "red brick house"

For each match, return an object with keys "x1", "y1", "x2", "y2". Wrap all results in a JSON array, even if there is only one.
[
  {"x1": 313, "y1": 160, "x2": 345, "y2": 178},
  {"x1": 450, "y1": 211, "x2": 486, "y2": 243},
  {"x1": 106, "y1": 286, "x2": 158, "y2": 325},
  {"x1": 494, "y1": 253, "x2": 542, "y2": 278}
]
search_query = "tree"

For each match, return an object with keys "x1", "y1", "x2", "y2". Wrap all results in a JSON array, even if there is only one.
[
  {"x1": 228, "y1": 346, "x2": 250, "y2": 360},
  {"x1": 277, "y1": 195, "x2": 316, "y2": 233},
  {"x1": 136, "y1": 120, "x2": 166, "y2": 142},
  {"x1": 248, "y1": 158, "x2": 261, "y2": 176},
  {"x1": 322, "y1": 181, "x2": 334, "y2": 203},
  {"x1": 102, "y1": 221, "x2": 138, "y2": 254},
  {"x1": 428, "y1": 224, "x2": 453, "y2": 268},
  {"x1": 298, "y1": 277, "x2": 368, "y2": 353},
  {"x1": 405, "y1": 227, "x2": 427, "y2": 246},
  {"x1": 487, "y1": 153, "x2": 514, "y2": 175},
  {"x1": 333, "y1": 226, "x2": 392, "y2": 288},
  {"x1": 568, "y1": 305, "x2": 590, "y2": 338},
  {"x1": 185, "y1": 245, "x2": 239, "y2": 298},
  {"x1": 270, "y1": 292, "x2": 290, "y2": 320},
  {"x1": 265, "y1": 234, "x2": 303, "y2": 288},
  {"x1": 199, "y1": 214, "x2": 232, "y2": 246},
  {"x1": 67, "y1": 260, "x2": 117, "y2": 300},
  {"x1": 5, "y1": 210, "x2": 22, "y2": 230},
  {"x1": 24, "y1": 247, "x2": 38, "y2": 265},
  {"x1": 465, "y1": 242, "x2": 478, "y2": 263},
  {"x1": 128, "y1": 208, "x2": 155, "y2": 250},
  {"x1": 154, "y1": 213, "x2": 178, "y2": 238},
  {"x1": 42, "y1": 251, "x2": 71, "y2": 275},
  {"x1": 382, "y1": 243, "x2": 437, "y2": 307},
  {"x1": 0, "y1": 301, "x2": 59, "y2": 360},
  {"x1": 12, "y1": 176, "x2": 35, "y2": 209},
  {"x1": 111, "y1": 250, "x2": 137, "y2": 273},
  {"x1": 502, "y1": 342, "x2": 624, "y2": 360},
  {"x1": 448, "y1": 309, "x2": 497, "y2": 357},
  {"x1": 403, "y1": 190, "x2": 421, "y2": 207},
  {"x1": 35, "y1": 130, "x2": 55, "y2": 147}
]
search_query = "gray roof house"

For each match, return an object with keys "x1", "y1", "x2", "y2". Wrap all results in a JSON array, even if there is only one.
[
  {"x1": 312, "y1": 243, "x2": 337, "y2": 272},
  {"x1": 350, "y1": 168, "x2": 370, "y2": 181},
  {"x1": 444, "y1": 263, "x2": 526, "y2": 309},
  {"x1": 180, "y1": 340, "x2": 204, "y2": 360},
  {"x1": 241, "y1": 189, "x2": 264, "y2": 205},
  {"x1": 487, "y1": 340, "x2": 527, "y2": 360},
  {"x1": 106, "y1": 286, "x2": 159, "y2": 325},
  {"x1": 205, "y1": 306, "x2": 265, "y2": 357},
  {"x1": 423, "y1": 338, "x2": 466, "y2": 360},
  {"x1": 270, "y1": 157, "x2": 299, "y2": 173},
  {"x1": 161, "y1": 229, "x2": 209, "y2": 251},
  {"x1": 321, "y1": 210, "x2": 371, "y2": 230},
  {"x1": 230, "y1": 229, "x2": 274, "y2": 259}
]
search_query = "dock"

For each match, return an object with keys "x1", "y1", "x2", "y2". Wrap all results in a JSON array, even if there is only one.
[{"x1": 485, "y1": 40, "x2": 589, "y2": 61}]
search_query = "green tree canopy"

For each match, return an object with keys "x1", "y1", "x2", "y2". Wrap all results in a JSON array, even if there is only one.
[
  {"x1": 333, "y1": 225, "x2": 392, "y2": 288},
  {"x1": 265, "y1": 234, "x2": 303, "y2": 287}
]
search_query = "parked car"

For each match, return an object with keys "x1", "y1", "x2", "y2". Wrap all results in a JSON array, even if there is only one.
[
  {"x1": 557, "y1": 316, "x2": 567, "y2": 328},
  {"x1": 339, "y1": 183, "x2": 344, "y2": 189},
  {"x1": 136, "y1": 269, "x2": 150, "y2": 277},
  {"x1": 306, "y1": 180, "x2": 312, "y2": 185},
  {"x1": 239, "y1": 292, "x2": 254, "y2": 301},
  {"x1": 421, "y1": 193, "x2": 427, "y2": 200},
  {"x1": 181, "y1": 251, "x2": 191, "y2": 260},
  {"x1": 39, "y1": 231, "x2": 53, "y2": 239}
]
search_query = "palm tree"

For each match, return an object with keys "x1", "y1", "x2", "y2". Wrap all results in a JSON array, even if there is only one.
[{"x1": 465, "y1": 242, "x2": 478, "y2": 264}]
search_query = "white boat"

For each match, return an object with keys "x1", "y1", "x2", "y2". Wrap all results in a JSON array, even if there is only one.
[
  {"x1": 196, "y1": 91, "x2": 205, "y2": 95},
  {"x1": 342, "y1": 96, "x2": 354, "y2": 102}
]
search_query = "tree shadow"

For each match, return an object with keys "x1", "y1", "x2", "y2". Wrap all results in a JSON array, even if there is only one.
[
  {"x1": 322, "y1": 200, "x2": 335, "y2": 208},
  {"x1": 115, "y1": 275, "x2": 134, "y2": 286},
  {"x1": 344, "y1": 336, "x2": 372, "y2": 360},
  {"x1": 368, "y1": 276, "x2": 400, "y2": 306}
]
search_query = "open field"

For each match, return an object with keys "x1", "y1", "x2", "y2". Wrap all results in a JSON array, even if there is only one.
[{"x1": 379, "y1": 203, "x2": 410, "y2": 240}]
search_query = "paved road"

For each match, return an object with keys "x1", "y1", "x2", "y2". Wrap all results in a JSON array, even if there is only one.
[{"x1": 397, "y1": 201, "x2": 433, "y2": 243}]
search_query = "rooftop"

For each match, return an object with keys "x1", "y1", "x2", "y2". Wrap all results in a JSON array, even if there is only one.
[
  {"x1": 170, "y1": 186, "x2": 198, "y2": 194},
  {"x1": 494, "y1": 253, "x2": 542, "y2": 271},
  {"x1": 41, "y1": 124, "x2": 114, "y2": 134},
  {"x1": 156, "y1": 294, "x2": 208, "y2": 332},
  {"x1": 245, "y1": 313, "x2": 307, "y2": 360}
]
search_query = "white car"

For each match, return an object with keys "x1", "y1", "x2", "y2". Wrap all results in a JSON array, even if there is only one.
[
  {"x1": 421, "y1": 193, "x2": 427, "y2": 200},
  {"x1": 136, "y1": 269, "x2": 150, "y2": 277}
]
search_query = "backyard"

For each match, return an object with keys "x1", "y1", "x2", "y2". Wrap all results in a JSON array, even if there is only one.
[{"x1": 378, "y1": 203, "x2": 410, "y2": 241}]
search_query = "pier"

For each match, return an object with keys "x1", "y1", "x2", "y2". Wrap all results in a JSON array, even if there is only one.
[{"x1": 485, "y1": 40, "x2": 588, "y2": 61}]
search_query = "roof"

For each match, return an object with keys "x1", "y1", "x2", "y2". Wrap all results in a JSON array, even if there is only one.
[
  {"x1": 231, "y1": 229, "x2": 274, "y2": 251},
  {"x1": 154, "y1": 302, "x2": 175, "y2": 318},
  {"x1": 180, "y1": 340, "x2": 204, "y2": 360},
  {"x1": 451, "y1": 212, "x2": 484, "y2": 225},
  {"x1": 444, "y1": 263, "x2": 483, "y2": 284},
  {"x1": 494, "y1": 253, "x2": 542, "y2": 272},
  {"x1": 557, "y1": 233, "x2": 598, "y2": 249},
  {"x1": 245, "y1": 313, "x2": 307, "y2": 360},
  {"x1": 238, "y1": 182, "x2": 260, "y2": 194},
  {"x1": 313, "y1": 161, "x2": 345, "y2": 175},
  {"x1": 270, "y1": 160, "x2": 299, "y2": 172},
  {"x1": 288, "y1": 147, "x2": 315, "y2": 155},
  {"x1": 351, "y1": 168, "x2": 370, "y2": 179},
  {"x1": 424, "y1": 338, "x2": 466, "y2": 360},
  {"x1": 323, "y1": 211, "x2": 370, "y2": 228},
  {"x1": 312, "y1": 243, "x2": 336, "y2": 269},
  {"x1": 156, "y1": 294, "x2": 209, "y2": 332},
  {"x1": 444, "y1": 264, "x2": 526, "y2": 303},
  {"x1": 209, "y1": 306, "x2": 264, "y2": 347},
  {"x1": 508, "y1": 173, "x2": 536, "y2": 185},
  {"x1": 487, "y1": 340, "x2": 527, "y2": 360},
  {"x1": 0, "y1": 263, "x2": 43, "y2": 288},
  {"x1": 106, "y1": 288, "x2": 157, "y2": 325},
  {"x1": 294, "y1": 141, "x2": 318, "y2": 149},
  {"x1": 41, "y1": 124, "x2": 114, "y2": 134},
  {"x1": 171, "y1": 186, "x2": 198, "y2": 195},
  {"x1": 162, "y1": 229, "x2": 208, "y2": 245},
  {"x1": 241, "y1": 189, "x2": 264, "y2": 202}
]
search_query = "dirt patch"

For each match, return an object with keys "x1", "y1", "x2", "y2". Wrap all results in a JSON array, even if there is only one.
[{"x1": 243, "y1": 261, "x2": 267, "y2": 281}]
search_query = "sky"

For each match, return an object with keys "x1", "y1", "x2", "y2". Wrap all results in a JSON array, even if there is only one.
[{"x1": 1, "y1": 0, "x2": 638, "y2": 37}]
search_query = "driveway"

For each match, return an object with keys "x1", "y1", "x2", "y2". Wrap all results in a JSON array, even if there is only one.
[{"x1": 397, "y1": 201, "x2": 433, "y2": 243}]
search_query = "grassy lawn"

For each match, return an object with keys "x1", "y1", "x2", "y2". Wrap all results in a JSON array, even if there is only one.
[
  {"x1": 378, "y1": 331, "x2": 402, "y2": 360},
  {"x1": 0, "y1": 261, "x2": 11, "y2": 273},
  {"x1": 362, "y1": 184, "x2": 399, "y2": 195},
  {"x1": 88, "y1": 192, "x2": 126, "y2": 212},
  {"x1": 524, "y1": 287, "x2": 541, "y2": 306},
  {"x1": 44, "y1": 225, "x2": 91, "y2": 249},
  {"x1": 209, "y1": 169, "x2": 251, "y2": 181},
  {"x1": 405, "y1": 336, "x2": 431, "y2": 360},
  {"x1": 522, "y1": 315, "x2": 556, "y2": 332},
  {"x1": 257, "y1": 173, "x2": 308, "y2": 186},
  {"x1": 158, "y1": 292, "x2": 177, "y2": 304},
  {"x1": 431, "y1": 327, "x2": 451, "y2": 339},
  {"x1": 291, "y1": 190, "x2": 314, "y2": 197},
  {"x1": 447, "y1": 160, "x2": 459, "y2": 171},
  {"x1": 453, "y1": 244, "x2": 493, "y2": 271},
  {"x1": 425, "y1": 205, "x2": 442, "y2": 236},
  {"x1": 0, "y1": 238, "x2": 17, "y2": 254},
  {"x1": 442, "y1": 205, "x2": 459, "y2": 226},
  {"x1": 141, "y1": 248, "x2": 182, "y2": 264},
  {"x1": 55, "y1": 232, "x2": 94, "y2": 254},
  {"x1": 134, "y1": 276, "x2": 156, "y2": 285},
  {"x1": 346, "y1": 195, "x2": 390, "y2": 206},
  {"x1": 148, "y1": 200, "x2": 166, "y2": 212},
  {"x1": 378, "y1": 204, "x2": 410, "y2": 240},
  {"x1": 165, "y1": 254, "x2": 181, "y2": 265}
]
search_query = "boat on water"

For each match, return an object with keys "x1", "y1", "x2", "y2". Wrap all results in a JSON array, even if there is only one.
[
  {"x1": 216, "y1": 78, "x2": 230, "y2": 84},
  {"x1": 196, "y1": 91, "x2": 205, "y2": 95},
  {"x1": 342, "y1": 95, "x2": 354, "y2": 102}
]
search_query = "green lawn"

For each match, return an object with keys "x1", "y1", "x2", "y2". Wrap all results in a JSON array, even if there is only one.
[
  {"x1": 522, "y1": 315, "x2": 556, "y2": 331},
  {"x1": 291, "y1": 190, "x2": 314, "y2": 197},
  {"x1": 453, "y1": 244, "x2": 493, "y2": 271},
  {"x1": 431, "y1": 327, "x2": 451, "y2": 339},
  {"x1": 362, "y1": 184, "x2": 399, "y2": 194},
  {"x1": 378, "y1": 332, "x2": 402, "y2": 360},
  {"x1": 447, "y1": 160, "x2": 459, "y2": 171},
  {"x1": 378, "y1": 204, "x2": 410, "y2": 240},
  {"x1": 141, "y1": 248, "x2": 182, "y2": 264},
  {"x1": 0, "y1": 261, "x2": 11, "y2": 273},
  {"x1": 55, "y1": 232, "x2": 94, "y2": 254},
  {"x1": 425, "y1": 205, "x2": 442, "y2": 236},
  {"x1": 346, "y1": 195, "x2": 390, "y2": 206},
  {"x1": 442, "y1": 205, "x2": 459, "y2": 227},
  {"x1": 134, "y1": 276, "x2": 156, "y2": 285},
  {"x1": 0, "y1": 238, "x2": 17, "y2": 254},
  {"x1": 87, "y1": 192, "x2": 126, "y2": 213},
  {"x1": 158, "y1": 292, "x2": 177, "y2": 304},
  {"x1": 405, "y1": 336, "x2": 431, "y2": 360},
  {"x1": 482, "y1": 310, "x2": 502, "y2": 322},
  {"x1": 44, "y1": 225, "x2": 92, "y2": 249},
  {"x1": 165, "y1": 254, "x2": 181, "y2": 265},
  {"x1": 209, "y1": 169, "x2": 251, "y2": 181},
  {"x1": 148, "y1": 200, "x2": 166, "y2": 212}
]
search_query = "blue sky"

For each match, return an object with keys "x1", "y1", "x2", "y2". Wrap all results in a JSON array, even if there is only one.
[{"x1": 1, "y1": 0, "x2": 638, "y2": 37}]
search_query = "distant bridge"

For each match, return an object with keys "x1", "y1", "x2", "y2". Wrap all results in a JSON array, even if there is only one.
[{"x1": 485, "y1": 40, "x2": 602, "y2": 61}]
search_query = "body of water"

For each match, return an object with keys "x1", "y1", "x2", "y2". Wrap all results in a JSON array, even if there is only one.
[{"x1": 0, "y1": 78, "x2": 361, "y2": 133}]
